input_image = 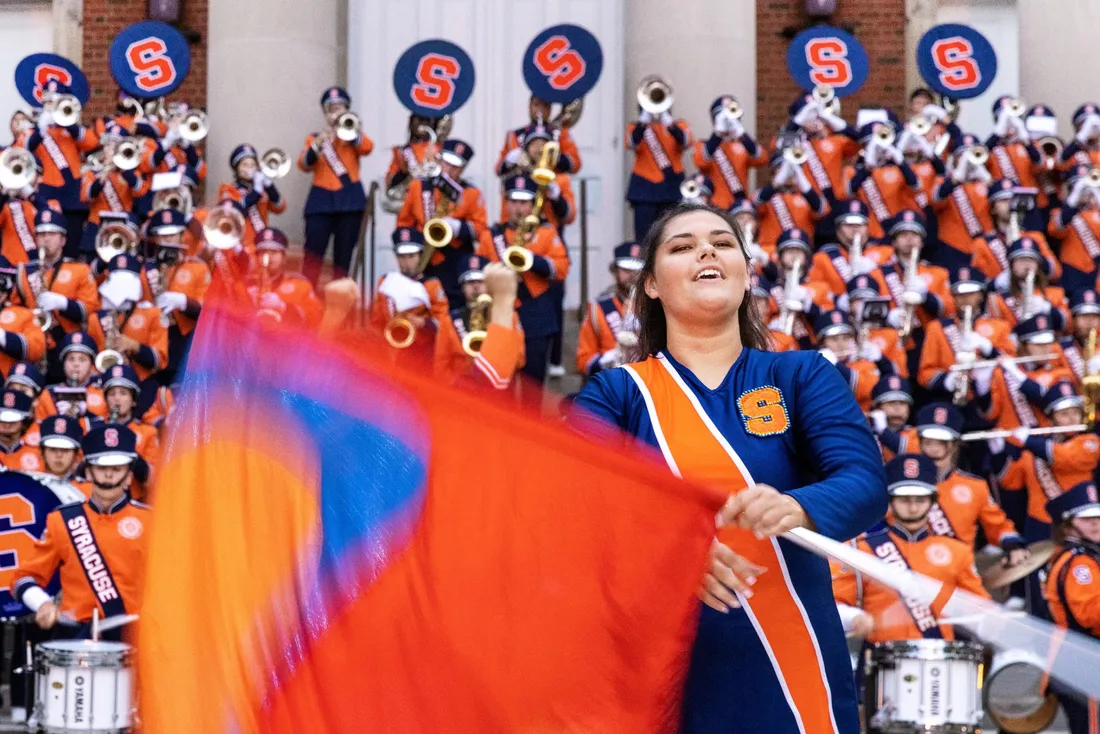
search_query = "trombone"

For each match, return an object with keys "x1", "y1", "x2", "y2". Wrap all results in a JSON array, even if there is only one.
[
  {"x1": 335, "y1": 112, "x2": 361, "y2": 142},
  {"x1": 260, "y1": 148, "x2": 291, "y2": 179},
  {"x1": 503, "y1": 141, "x2": 560, "y2": 272},
  {"x1": 461, "y1": 294, "x2": 493, "y2": 357},
  {"x1": 637, "y1": 75, "x2": 674, "y2": 115}
]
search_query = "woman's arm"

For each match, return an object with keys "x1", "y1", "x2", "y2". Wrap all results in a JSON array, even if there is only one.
[
  {"x1": 568, "y1": 369, "x2": 631, "y2": 442},
  {"x1": 788, "y1": 353, "x2": 889, "y2": 541}
]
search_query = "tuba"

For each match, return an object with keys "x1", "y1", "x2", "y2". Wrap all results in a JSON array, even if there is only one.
[
  {"x1": 335, "y1": 112, "x2": 361, "y2": 142},
  {"x1": 0, "y1": 148, "x2": 37, "y2": 193},
  {"x1": 94, "y1": 221, "x2": 139, "y2": 264},
  {"x1": 179, "y1": 110, "x2": 208, "y2": 142},
  {"x1": 503, "y1": 142, "x2": 559, "y2": 272},
  {"x1": 203, "y1": 204, "x2": 246, "y2": 250},
  {"x1": 461, "y1": 294, "x2": 493, "y2": 357},
  {"x1": 637, "y1": 76, "x2": 674, "y2": 115},
  {"x1": 260, "y1": 148, "x2": 291, "y2": 179}
]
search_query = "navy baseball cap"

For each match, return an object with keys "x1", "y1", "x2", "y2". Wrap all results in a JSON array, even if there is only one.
[
  {"x1": 815, "y1": 309, "x2": 853, "y2": 339},
  {"x1": 847, "y1": 274, "x2": 881, "y2": 300},
  {"x1": 504, "y1": 175, "x2": 538, "y2": 202},
  {"x1": 1014, "y1": 314, "x2": 1056, "y2": 345},
  {"x1": 5, "y1": 362, "x2": 44, "y2": 392},
  {"x1": 950, "y1": 266, "x2": 987, "y2": 295},
  {"x1": 833, "y1": 199, "x2": 870, "y2": 226},
  {"x1": 0, "y1": 389, "x2": 32, "y2": 423},
  {"x1": 320, "y1": 86, "x2": 351, "y2": 108},
  {"x1": 989, "y1": 178, "x2": 1018, "y2": 203},
  {"x1": 392, "y1": 227, "x2": 424, "y2": 255},
  {"x1": 59, "y1": 331, "x2": 97, "y2": 360},
  {"x1": 776, "y1": 229, "x2": 811, "y2": 256},
  {"x1": 230, "y1": 144, "x2": 258, "y2": 169},
  {"x1": 887, "y1": 210, "x2": 926, "y2": 239},
  {"x1": 440, "y1": 139, "x2": 474, "y2": 168},
  {"x1": 1039, "y1": 381, "x2": 1084, "y2": 415},
  {"x1": 1071, "y1": 289, "x2": 1100, "y2": 316},
  {"x1": 35, "y1": 207, "x2": 66, "y2": 234}
]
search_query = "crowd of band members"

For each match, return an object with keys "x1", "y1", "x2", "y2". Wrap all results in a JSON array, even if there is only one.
[{"x1": 4, "y1": 76, "x2": 1100, "y2": 727}]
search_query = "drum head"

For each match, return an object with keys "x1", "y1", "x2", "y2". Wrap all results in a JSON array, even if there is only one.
[
  {"x1": 986, "y1": 659, "x2": 1059, "y2": 733},
  {"x1": 40, "y1": 640, "x2": 131, "y2": 654}
]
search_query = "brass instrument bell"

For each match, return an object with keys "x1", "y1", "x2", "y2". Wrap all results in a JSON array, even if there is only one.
[
  {"x1": 461, "y1": 294, "x2": 493, "y2": 357},
  {"x1": 0, "y1": 148, "x2": 37, "y2": 192},
  {"x1": 112, "y1": 140, "x2": 141, "y2": 171},
  {"x1": 259, "y1": 148, "x2": 291, "y2": 179},
  {"x1": 336, "y1": 112, "x2": 361, "y2": 142},
  {"x1": 202, "y1": 204, "x2": 246, "y2": 250},
  {"x1": 637, "y1": 75, "x2": 674, "y2": 115},
  {"x1": 179, "y1": 110, "x2": 208, "y2": 142},
  {"x1": 53, "y1": 95, "x2": 82, "y2": 127}
]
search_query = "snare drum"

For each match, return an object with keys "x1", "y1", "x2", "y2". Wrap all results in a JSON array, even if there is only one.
[
  {"x1": 34, "y1": 640, "x2": 133, "y2": 733},
  {"x1": 867, "y1": 639, "x2": 984, "y2": 733},
  {"x1": 983, "y1": 650, "x2": 1058, "y2": 734}
]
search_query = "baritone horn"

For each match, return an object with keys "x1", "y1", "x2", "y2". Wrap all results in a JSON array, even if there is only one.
[
  {"x1": 112, "y1": 140, "x2": 141, "y2": 171},
  {"x1": 203, "y1": 204, "x2": 246, "y2": 250},
  {"x1": 179, "y1": 110, "x2": 208, "y2": 142},
  {"x1": 260, "y1": 148, "x2": 291, "y2": 179},
  {"x1": 336, "y1": 112, "x2": 361, "y2": 142},
  {"x1": 637, "y1": 75, "x2": 674, "y2": 115},
  {"x1": 0, "y1": 148, "x2": 37, "y2": 192},
  {"x1": 53, "y1": 95, "x2": 82, "y2": 127},
  {"x1": 94, "y1": 222, "x2": 138, "y2": 264}
]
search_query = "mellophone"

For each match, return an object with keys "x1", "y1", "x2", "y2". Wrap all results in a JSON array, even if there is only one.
[{"x1": 863, "y1": 640, "x2": 1056, "y2": 733}]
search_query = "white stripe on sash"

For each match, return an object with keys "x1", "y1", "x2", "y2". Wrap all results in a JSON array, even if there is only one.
[
  {"x1": 772, "y1": 196, "x2": 796, "y2": 232},
  {"x1": 803, "y1": 143, "x2": 832, "y2": 192},
  {"x1": 642, "y1": 126, "x2": 672, "y2": 170},
  {"x1": 1071, "y1": 217, "x2": 1100, "y2": 260},
  {"x1": 860, "y1": 177, "x2": 891, "y2": 222},
  {"x1": 713, "y1": 146, "x2": 744, "y2": 195},
  {"x1": 993, "y1": 146, "x2": 1020, "y2": 182},
  {"x1": 320, "y1": 139, "x2": 349, "y2": 178},
  {"x1": 951, "y1": 187, "x2": 984, "y2": 238}
]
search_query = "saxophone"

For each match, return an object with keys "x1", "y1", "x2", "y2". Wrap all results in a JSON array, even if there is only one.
[
  {"x1": 95, "y1": 311, "x2": 126, "y2": 372},
  {"x1": 953, "y1": 305, "x2": 976, "y2": 405},
  {"x1": 23, "y1": 261, "x2": 54, "y2": 332},
  {"x1": 899, "y1": 247, "x2": 922, "y2": 338},
  {"x1": 781, "y1": 255, "x2": 805, "y2": 336}
]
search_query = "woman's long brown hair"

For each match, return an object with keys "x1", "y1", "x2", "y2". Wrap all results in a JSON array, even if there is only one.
[{"x1": 630, "y1": 202, "x2": 772, "y2": 359}]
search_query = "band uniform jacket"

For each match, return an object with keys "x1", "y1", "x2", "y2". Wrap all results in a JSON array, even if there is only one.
[
  {"x1": 922, "y1": 470, "x2": 1023, "y2": 549},
  {"x1": 808, "y1": 243, "x2": 893, "y2": 297},
  {"x1": 256, "y1": 272, "x2": 324, "y2": 330},
  {"x1": 846, "y1": 163, "x2": 922, "y2": 240},
  {"x1": 21, "y1": 124, "x2": 98, "y2": 210},
  {"x1": 477, "y1": 223, "x2": 569, "y2": 340},
  {"x1": 970, "y1": 229, "x2": 1061, "y2": 282},
  {"x1": 754, "y1": 187, "x2": 828, "y2": 253},
  {"x1": 624, "y1": 120, "x2": 693, "y2": 202},
  {"x1": 877, "y1": 425, "x2": 920, "y2": 463},
  {"x1": 691, "y1": 134, "x2": 768, "y2": 209},
  {"x1": 767, "y1": 131, "x2": 862, "y2": 196},
  {"x1": 0, "y1": 433, "x2": 43, "y2": 473},
  {"x1": 833, "y1": 524, "x2": 989, "y2": 642},
  {"x1": 35, "y1": 384, "x2": 108, "y2": 422},
  {"x1": 0, "y1": 305, "x2": 46, "y2": 375},
  {"x1": 495, "y1": 125, "x2": 582, "y2": 177},
  {"x1": 918, "y1": 315, "x2": 1015, "y2": 395},
  {"x1": 17, "y1": 259, "x2": 101, "y2": 338},
  {"x1": 986, "y1": 287, "x2": 1070, "y2": 331},
  {"x1": 87, "y1": 305, "x2": 169, "y2": 382},
  {"x1": 576, "y1": 293, "x2": 634, "y2": 377},
  {"x1": 986, "y1": 138, "x2": 1044, "y2": 206},
  {"x1": 215, "y1": 181, "x2": 287, "y2": 250},
  {"x1": 979, "y1": 364, "x2": 1077, "y2": 436},
  {"x1": 1046, "y1": 541, "x2": 1100, "y2": 636},
  {"x1": 397, "y1": 177, "x2": 489, "y2": 298},
  {"x1": 297, "y1": 131, "x2": 374, "y2": 215},
  {"x1": 997, "y1": 433, "x2": 1100, "y2": 526},
  {"x1": 370, "y1": 274, "x2": 450, "y2": 331},
  {"x1": 385, "y1": 141, "x2": 433, "y2": 190},
  {"x1": 12, "y1": 493, "x2": 150, "y2": 624},
  {"x1": 437, "y1": 315, "x2": 525, "y2": 390},
  {"x1": 142, "y1": 257, "x2": 211, "y2": 336},
  {"x1": 80, "y1": 169, "x2": 148, "y2": 224},
  {"x1": 0, "y1": 195, "x2": 40, "y2": 264},
  {"x1": 1048, "y1": 204, "x2": 1100, "y2": 280},
  {"x1": 870, "y1": 257, "x2": 955, "y2": 327},
  {"x1": 933, "y1": 179, "x2": 994, "y2": 260}
]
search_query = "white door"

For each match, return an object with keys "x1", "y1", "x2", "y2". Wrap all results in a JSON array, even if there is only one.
[
  {"x1": 0, "y1": 3, "x2": 54, "y2": 146},
  {"x1": 935, "y1": 0, "x2": 1020, "y2": 140},
  {"x1": 346, "y1": 0, "x2": 625, "y2": 307}
]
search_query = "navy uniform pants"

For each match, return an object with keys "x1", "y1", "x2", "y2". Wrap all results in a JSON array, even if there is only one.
[{"x1": 303, "y1": 210, "x2": 362, "y2": 286}]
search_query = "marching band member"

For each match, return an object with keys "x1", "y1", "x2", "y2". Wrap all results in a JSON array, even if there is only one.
[
  {"x1": 845, "y1": 275, "x2": 908, "y2": 372},
  {"x1": 298, "y1": 86, "x2": 374, "y2": 285},
  {"x1": 867, "y1": 375, "x2": 917, "y2": 461},
  {"x1": 691, "y1": 95, "x2": 767, "y2": 209},
  {"x1": 216, "y1": 144, "x2": 286, "y2": 251},
  {"x1": 0, "y1": 255, "x2": 46, "y2": 376},
  {"x1": 437, "y1": 257, "x2": 524, "y2": 389},
  {"x1": 396, "y1": 138, "x2": 489, "y2": 303},
  {"x1": 1044, "y1": 483, "x2": 1100, "y2": 734},
  {"x1": 571, "y1": 203, "x2": 885, "y2": 733},
  {"x1": 88, "y1": 254, "x2": 168, "y2": 383},
  {"x1": 746, "y1": 274, "x2": 792, "y2": 351},
  {"x1": 985, "y1": 97, "x2": 1043, "y2": 197},
  {"x1": 808, "y1": 200, "x2": 879, "y2": 297},
  {"x1": 870, "y1": 211, "x2": 954, "y2": 338},
  {"x1": 767, "y1": 229, "x2": 832, "y2": 347},
  {"x1": 6, "y1": 110, "x2": 33, "y2": 148},
  {"x1": 35, "y1": 415, "x2": 85, "y2": 486},
  {"x1": 496, "y1": 94, "x2": 582, "y2": 178},
  {"x1": 372, "y1": 228, "x2": 449, "y2": 328},
  {"x1": 814, "y1": 309, "x2": 882, "y2": 410},
  {"x1": 754, "y1": 152, "x2": 829, "y2": 253},
  {"x1": 1048, "y1": 164, "x2": 1100, "y2": 295},
  {"x1": 932, "y1": 135, "x2": 994, "y2": 269},
  {"x1": 1060, "y1": 103, "x2": 1100, "y2": 170},
  {"x1": 897, "y1": 113, "x2": 945, "y2": 212},
  {"x1": 577, "y1": 242, "x2": 642, "y2": 378},
  {"x1": 42, "y1": 332, "x2": 107, "y2": 420},
  {"x1": 386, "y1": 113, "x2": 441, "y2": 191},
  {"x1": 0, "y1": 388, "x2": 42, "y2": 471},
  {"x1": 477, "y1": 175, "x2": 568, "y2": 383},
  {"x1": 518, "y1": 127, "x2": 576, "y2": 235},
  {"x1": 149, "y1": 104, "x2": 205, "y2": 180},
  {"x1": 781, "y1": 93, "x2": 860, "y2": 199},
  {"x1": 145, "y1": 209, "x2": 209, "y2": 383},
  {"x1": 986, "y1": 236, "x2": 1070, "y2": 330},
  {"x1": 847, "y1": 122, "x2": 922, "y2": 240},
  {"x1": 12, "y1": 423, "x2": 151, "y2": 640},
  {"x1": 1059, "y1": 289, "x2": 1100, "y2": 384},
  {"x1": 624, "y1": 99, "x2": 692, "y2": 240},
  {"x1": 21, "y1": 81, "x2": 98, "y2": 255},
  {"x1": 100, "y1": 364, "x2": 156, "y2": 497},
  {"x1": 971, "y1": 180, "x2": 1059, "y2": 281},
  {"x1": 248, "y1": 228, "x2": 323, "y2": 329},
  {"x1": 833, "y1": 454, "x2": 990, "y2": 644},
  {"x1": 911, "y1": 402, "x2": 1026, "y2": 555},
  {"x1": 917, "y1": 267, "x2": 1013, "y2": 403},
  {"x1": 5, "y1": 361, "x2": 43, "y2": 401},
  {"x1": 0, "y1": 180, "x2": 45, "y2": 265},
  {"x1": 79, "y1": 124, "x2": 149, "y2": 256}
]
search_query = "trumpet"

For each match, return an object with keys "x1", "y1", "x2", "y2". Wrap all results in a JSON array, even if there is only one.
[
  {"x1": 1038, "y1": 136, "x2": 1063, "y2": 170},
  {"x1": 531, "y1": 140, "x2": 560, "y2": 187},
  {"x1": 95, "y1": 310, "x2": 126, "y2": 373},
  {"x1": 966, "y1": 145, "x2": 989, "y2": 167},
  {"x1": 812, "y1": 84, "x2": 840, "y2": 115},
  {"x1": 0, "y1": 148, "x2": 37, "y2": 192},
  {"x1": 179, "y1": 110, "x2": 208, "y2": 142},
  {"x1": 461, "y1": 294, "x2": 493, "y2": 357},
  {"x1": 680, "y1": 178, "x2": 702, "y2": 201},
  {"x1": 723, "y1": 98, "x2": 743, "y2": 120},
  {"x1": 503, "y1": 142, "x2": 560, "y2": 273},
  {"x1": 909, "y1": 115, "x2": 932, "y2": 136},
  {"x1": 783, "y1": 144, "x2": 808, "y2": 166},
  {"x1": 873, "y1": 125, "x2": 896, "y2": 147},
  {"x1": 112, "y1": 140, "x2": 141, "y2": 171},
  {"x1": 203, "y1": 204, "x2": 246, "y2": 250},
  {"x1": 1004, "y1": 98, "x2": 1028, "y2": 118},
  {"x1": 637, "y1": 75, "x2": 674, "y2": 115},
  {"x1": 383, "y1": 315, "x2": 416, "y2": 349},
  {"x1": 94, "y1": 221, "x2": 139, "y2": 264},
  {"x1": 52, "y1": 95, "x2": 82, "y2": 127},
  {"x1": 260, "y1": 148, "x2": 291, "y2": 179},
  {"x1": 335, "y1": 112, "x2": 361, "y2": 142}
]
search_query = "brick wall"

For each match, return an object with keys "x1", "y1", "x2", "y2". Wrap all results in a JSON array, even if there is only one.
[
  {"x1": 82, "y1": 0, "x2": 208, "y2": 120},
  {"x1": 756, "y1": 0, "x2": 907, "y2": 141}
]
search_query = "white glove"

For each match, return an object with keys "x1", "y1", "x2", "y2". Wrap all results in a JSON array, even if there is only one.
[
  {"x1": 852, "y1": 255, "x2": 878, "y2": 275},
  {"x1": 773, "y1": 162, "x2": 793, "y2": 187},
  {"x1": 869, "y1": 409, "x2": 888, "y2": 434},
  {"x1": 547, "y1": 181, "x2": 562, "y2": 200},
  {"x1": 896, "y1": 128, "x2": 916, "y2": 153},
  {"x1": 638, "y1": 110, "x2": 654, "y2": 125},
  {"x1": 973, "y1": 363, "x2": 995, "y2": 395},
  {"x1": 819, "y1": 347, "x2": 839, "y2": 365},
  {"x1": 993, "y1": 270, "x2": 1011, "y2": 291},
  {"x1": 863, "y1": 142, "x2": 883, "y2": 168},
  {"x1": 1001, "y1": 358, "x2": 1027, "y2": 383},
  {"x1": 859, "y1": 340, "x2": 883, "y2": 362},
  {"x1": 0, "y1": 329, "x2": 6, "y2": 348},
  {"x1": 943, "y1": 371, "x2": 958, "y2": 391},
  {"x1": 1012, "y1": 115, "x2": 1031, "y2": 144},
  {"x1": 1088, "y1": 355, "x2": 1100, "y2": 374},
  {"x1": 1012, "y1": 426, "x2": 1031, "y2": 443},
  {"x1": 792, "y1": 104, "x2": 818, "y2": 128},
  {"x1": 921, "y1": 104, "x2": 948, "y2": 122},
  {"x1": 793, "y1": 165, "x2": 813, "y2": 193},
  {"x1": 835, "y1": 293, "x2": 850, "y2": 312},
  {"x1": 820, "y1": 109, "x2": 847, "y2": 132},
  {"x1": 952, "y1": 154, "x2": 971, "y2": 182},
  {"x1": 1027, "y1": 295, "x2": 1052, "y2": 314},
  {"x1": 259, "y1": 292, "x2": 286, "y2": 313},
  {"x1": 35, "y1": 291, "x2": 67, "y2": 311},
  {"x1": 503, "y1": 147, "x2": 524, "y2": 166},
  {"x1": 443, "y1": 216, "x2": 462, "y2": 234},
  {"x1": 161, "y1": 126, "x2": 181, "y2": 149},
  {"x1": 791, "y1": 284, "x2": 813, "y2": 312},
  {"x1": 713, "y1": 113, "x2": 732, "y2": 135},
  {"x1": 972, "y1": 164, "x2": 993, "y2": 184},
  {"x1": 726, "y1": 116, "x2": 745, "y2": 139},
  {"x1": 965, "y1": 332, "x2": 995, "y2": 357},
  {"x1": 987, "y1": 436, "x2": 1006, "y2": 454},
  {"x1": 907, "y1": 273, "x2": 929, "y2": 296},
  {"x1": 19, "y1": 184, "x2": 35, "y2": 198},
  {"x1": 747, "y1": 242, "x2": 768, "y2": 265},
  {"x1": 252, "y1": 173, "x2": 269, "y2": 193},
  {"x1": 156, "y1": 291, "x2": 187, "y2": 313},
  {"x1": 659, "y1": 111, "x2": 673, "y2": 126},
  {"x1": 994, "y1": 110, "x2": 1011, "y2": 137},
  {"x1": 598, "y1": 350, "x2": 619, "y2": 369},
  {"x1": 886, "y1": 145, "x2": 904, "y2": 165},
  {"x1": 1067, "y1": 177, "x2": 1090, "y2": 208},
  {"x1": 886, "y1": 307, "x2": 906, "y2": 330},
  {"x1": 916, "y1": 134, "x2": 937, "y2": 159},
  {"x1": 37, "y1": 110, "x2": 54, "y2": 131}
]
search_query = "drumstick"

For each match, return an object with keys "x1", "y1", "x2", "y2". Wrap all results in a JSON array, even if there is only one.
[
  {"x1": 95, "y1": 614, "x2": 139, "y2": 633},
  {"x1": 781, "y1": 526, "x2": 1100, "y2": 701}
]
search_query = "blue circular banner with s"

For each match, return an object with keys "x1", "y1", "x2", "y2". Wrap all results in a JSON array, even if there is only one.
[
  {"x1": 393, "y1": 40, "x2": 475, "y2": 117},
  {"x1": 917, "y1": 24, "x2": 997, "y2": 100},
  {"x1": 109, "y1": 21, "x2": 191, "y2": 99},
  {"x1": 14, "y1": 54, "x2": 90, "y2": 108},
  {"x1": 522, "y1": 24, "x2": 603, "y2": 104},
  {"x1": 786, "y1": 26, "x2": 869, "y2": 97}
]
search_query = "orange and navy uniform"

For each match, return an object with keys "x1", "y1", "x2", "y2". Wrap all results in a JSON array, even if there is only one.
[
  {"x1": 1047, "y1": 542, "x2": 1100, "y2": 636},
  {"x1": 924, "y1": 469, "x2": 1023, "y2": 549},
  {"x1": 120, "y1": 419, "x2": 158, "y2": 501},
  {"x1": 846, "y1": 163, "x2": 922, "y2": 240},
  {"x1": 143, "y1": 257, "x2": 211, "y2": 338},
  {"x1": 298, "y1": 131, "x2": 374, "y2": 214},
  {"x1": 970, "y1": 229, "x2": 1061, "y2": 281},
  {"x1": 864, "y1": 324, "x2": 909, "y2": 379},
  {"x1": 995, "y1": 432, "x2": 1100, "y2": 528},
  {"x1": 754, "y1": 187, "x2": 828, "y2": 253},
  {"x1": 0, "y1": 433, "x2": 43, "y2": 473},
  {"x1": 21, "y1": 124, "x2": 99, "y2": 210},
  {"x1": 877, "y1": 425, "x2": 920, "y2": 462},
  {"x1": 986, "y1": 138, "x2": 1044, "y2": 205},
  {"x1": 572, "y1": 348, "x2": 885, "y2": 732},
  {"x1": 496, "y1": 126, "x2": 582, "y2": 178},
  {"x1": 477, "y1": 223, "x2": 569, "y2": 341},
  {"x1": 0, "y1": 193, "x2": 41, "y2": 264},
  {"x1": 933, "y1": 179, "x2": 994, "y2": 264},
  {"x1": 0, "y1": 304, "x2": 46, "y2": 377},
  {"x1": 259, "y1": 272, "x2": 325, "y2": 330},
  {"x1": 215, "y1": 181, "x2": 287, "y2": 250},
  {"x1": 836, "y1": 357, "x2": 881, "y2": 412},
  {"x1": 691, "y1": 134, "x2": 768, "y2": 209},
  {"x1": 768, "y1": 131, "x2": 862, "y2": 195},
  {"x1": 833, "y1": 524, "x2": 990, "y2": 643},
  {"x1": 1049, "y1": 203, "x2": 1100, "y2": 294},
  {"x1": 370, "y1": 274, "x2": 450, "y2": 331},
  {"x1": 15, "y1": 258, "x2": 100, "y2": 344},
  {"x1": 986, "y1": 286, "x2": 1070, "y2": 331},
  {"x1": 385, "y1": 140, "x2": 434, "y2": 190},
  {"x1": 917, "y1": 316, "x2": 1015, "y2": 395},
  {"x1": 80, "y1": 169, "x2": 148, "y2": 225},
  {"x1": 437, "y1": 314, "x2": 525, "y2": 389},
  {"x1": 12, "y1": 493, "x2": 149, "y2": 624},
  {"x1": 978, "y1": 364, "x2": 1077, "y2": 436},
  {"x1": 576, "y1": 293, "x2": 634, "y2": 377},
  {"x1": 624, "y1": 119, "x2": 693, "y2": 202},
  {"x1": 871, "y1": 257, "x2": 955, "y2": 327},
  {"x1": 807, "y1": 244, "x2": 892, "y2": 297},
  {"x1": 35, "y1": 384, "x2": 108, "y2": 422},
  {"x1": 86, "y1": 305, "x2": 169, "y2": 383}
]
